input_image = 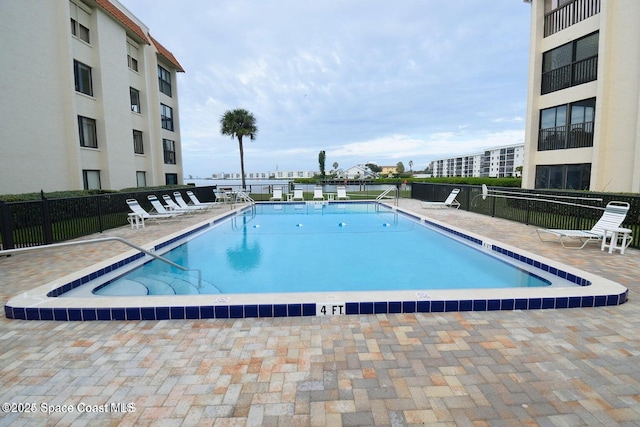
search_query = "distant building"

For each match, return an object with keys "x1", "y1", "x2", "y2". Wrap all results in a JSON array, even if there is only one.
[
  {"x1": 380, "y1": 166, "x2": 398, "y2": 176},
  {"x1": 211, "y1": 170, "x2": 316, "y2": 180},
  {"x1": 521, "y1": 0, "x2": 640, "y2": 192},
  {"x1": 342, "y1": 165, "x2": 377, "y2": 180},
  {"x1": 0, "y1": 0, "x2": 185, "y2": 194},
  {"x1": 430, "y1": 144, "x2": 524, "y2": 178}
]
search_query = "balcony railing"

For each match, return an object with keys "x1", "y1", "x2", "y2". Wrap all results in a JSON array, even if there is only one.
[
  {"x1": 544, "y1": 0, "x2": 601, "y2": 37},
  {"x1": 538, "y1": 122, "x2": 593, "y2": 151},
  {"x1": 541, "y1": 55, "x2": 597, "y2": 94}
]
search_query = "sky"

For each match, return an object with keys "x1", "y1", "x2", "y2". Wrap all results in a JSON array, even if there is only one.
[{"x1": 120, "y1": 0, "x2": 532, "y2": 178}]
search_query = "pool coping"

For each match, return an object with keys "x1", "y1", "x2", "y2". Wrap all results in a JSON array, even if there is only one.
[{"x1": 5, "y1": 202, "x2": 628, "y2": 320}]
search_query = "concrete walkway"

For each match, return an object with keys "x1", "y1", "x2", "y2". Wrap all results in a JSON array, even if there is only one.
[{"x1": 0, "y1": 199, "x2": 639, "y2": 426}]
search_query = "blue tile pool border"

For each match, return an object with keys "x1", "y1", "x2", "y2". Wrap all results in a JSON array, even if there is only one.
[
  {"x1": 5, "y1": 202, "x2": 629, "y2": 320},
  {"x1": 5, "y1": 292, "x2": 628, "y2": 321}
]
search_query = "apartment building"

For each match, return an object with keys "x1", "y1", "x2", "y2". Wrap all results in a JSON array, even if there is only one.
[
  {"x1": 211, "y1": 171, "x2": 317, "y2": 180},
  {"x1": 0, "y1": 0, "x2": 185, "y2": 194},
  {"x1": 430, "y1": 144, "x2": 524, "y2": 178},
  {"x1": 521, "y1": 0, "x2": 640, "y2": 192}
]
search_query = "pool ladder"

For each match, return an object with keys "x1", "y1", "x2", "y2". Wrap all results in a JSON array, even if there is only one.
[
  {"x1": 232, "y1": 190, "x2": 256, "y2": 212},
  {"x1": 0, "y1": 236, "x2": 203, "y2": 288},
  {"x1": 376, "y1": 187, "x2": 399, "y2": 206}
]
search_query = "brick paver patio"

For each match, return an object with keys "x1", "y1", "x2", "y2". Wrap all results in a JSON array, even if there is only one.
[{"x1": 0, "y1": 199, "x2": 639, "y2": 426}]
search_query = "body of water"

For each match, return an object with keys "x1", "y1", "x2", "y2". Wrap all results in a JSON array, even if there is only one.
[{"x1": 185, "y1": 179, "x2": 405, "y2": 194}]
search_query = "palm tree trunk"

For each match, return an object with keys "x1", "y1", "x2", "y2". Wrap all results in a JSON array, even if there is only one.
[{"x1": 238, "y1": 135, "x2": 246, "y2": 189}]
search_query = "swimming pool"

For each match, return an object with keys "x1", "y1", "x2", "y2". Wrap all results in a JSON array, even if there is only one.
[
  {"x1": 5, "y1": 202, "x2": 628, "y2": 321},
  {"x1": 92, "y1": 203, "x2": 550, "y2": 296}
]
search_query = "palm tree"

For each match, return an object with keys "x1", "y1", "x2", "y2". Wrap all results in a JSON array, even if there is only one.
[{"x1": 220, "y1": 109, "x2": 258, "y2": 189}]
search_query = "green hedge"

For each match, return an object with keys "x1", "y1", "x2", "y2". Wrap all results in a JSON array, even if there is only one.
[
  {"x1": 0, "y1": 185, "x2": 193, "y2": 203},
  {"x1": 294, "y1": 177, "x2": 522, "y2": 187},
  {"x1": 410, "y1": 177, "x2": 522, "y2": 187}
]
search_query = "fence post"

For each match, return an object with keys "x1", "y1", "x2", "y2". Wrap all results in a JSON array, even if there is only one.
[
  {"x1": 465, "y1": 188, "x2": 470, "y2": 211},
  {"x1": 491, "y1": 194, "x2": 496, "y2": 217},
  {"x1": 97, "y1": 195, "x2": 104, "y2": 233},
  {"x1": 0, "y1": 201, "x2": 15, "y2": 250},
  {"x1": 41, "y1": 191, "x2": 54, "y2": 244}
]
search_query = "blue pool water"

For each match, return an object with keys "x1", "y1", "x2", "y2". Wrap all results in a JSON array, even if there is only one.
[{"x1": 95, "y1": 203, "x2": 550, "y2": 296}]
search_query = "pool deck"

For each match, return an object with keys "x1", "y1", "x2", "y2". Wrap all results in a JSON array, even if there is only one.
[{"x1": 1, "y1": 199, "x2": 639, "y2": 426}]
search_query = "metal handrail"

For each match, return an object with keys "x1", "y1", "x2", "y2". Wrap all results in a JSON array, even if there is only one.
[
  {"x1": 0, "y1": 236, "x2": 202, "y2": 287},
  {"x1": 376, "y1": 187, "x2": 399, "y2": 206},
  {"x1": 234, "y1": 190, "x2": 255, "y2": 204},
  {"x1": 232, "y1": 190, "x2": 256, "y2": 213}
]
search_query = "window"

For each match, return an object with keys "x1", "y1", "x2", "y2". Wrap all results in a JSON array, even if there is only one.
[
  {"x1": 163, "y1": 139, "x2": 176, "y2": 164},
  {"x1": 160, "y1": 104, "x2": 174, "y2": 131},
  {"x1": 542, "y1": 32, "x2": 598, "y2": 94},
  {"x1": 130, "y1": 87, "x2": 141, "y2": 113},
  {"x1": 78, "y1": 116, "x2": 97, "y2": 148},
  {"x1": 127, "y1": 41, "x2": 139, "y2": 72},
  {"x1": 133, "y1": 130, "x2": 144, "y2": 154},
  {"x1": 165, "y1": 173, "x2": 178, "y2": 185},
  {"x1": 82, "y1": 170, "x2": 101, "y2": 190},
  {"x1": 70, "y1": 1, "x2": 90, "y2": 43},
  {"x1": 158, "y1": 65, "x2": 172, "y2": 96},
  {"x1": 74, "y1": 60, "x2": 93, "y2": 96},
  {"x1": 136, "y1": 171, "x2": 146, "y2": 187},
  {"x1": 539, "y1": 98, "x2": 595, "y2": 151},
  {"x1": 535, "y1": 163, "x2": 591, "y2": 190}
]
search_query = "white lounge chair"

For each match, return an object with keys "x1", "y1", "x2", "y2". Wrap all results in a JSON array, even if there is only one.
[
  {"x1": 537, "y1": 201, "x2": 631, "y2": 249},
  {"x1": 336, "y1": 186, "x2": 350, "y2": 200},
  {"x1": 148, "y1": 195, "x2": 185, "y2": 216},
  {"x1": 270, "y1": 187, "x2": 284, "y2": 201},
  {"x1": 313, "y1": 186, "x2": 324, "y2": 200},
  {"x1": 126, "y1": 199, "x2": 180, "y2": 228},
  {"x1": 289, "y1": 187, "x2": 304, "y2": 201},
  {"x1": 162, "y1": 194, "x2": 201, "y2": 213},
  {"x1": 420, "y1": 188, "x2": 461, "y2": 209},
  {"x1": 173, "y1": 191, "x2": 209, "y2": 212},
  {"x1": 186, "y1": 190, "x2": 221, "y2": 209}
]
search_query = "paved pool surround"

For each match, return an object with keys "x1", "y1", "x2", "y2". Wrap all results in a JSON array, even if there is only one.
[{"x1": 4, "y1": 202, "x2": 628, "y2": 321}]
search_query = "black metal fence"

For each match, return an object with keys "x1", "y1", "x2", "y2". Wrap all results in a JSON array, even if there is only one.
[
  {"x1": 0, "y1": 186, "x2": 218, "y2": 250},
  {"x1": 3, "y1": 183, "x2": 639, "y2": 251},
  {"x1": 412, "y1": 182, "x2": 640, "y2": 249}
]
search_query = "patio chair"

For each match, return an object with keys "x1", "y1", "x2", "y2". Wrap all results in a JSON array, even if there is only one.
[
  {"x1": 126, "y1": 199, "x2": 180, "y2": 227},
  {"x1": 336, "y1": 186, "x2": 350, "y2": 200},
  {"x1": 537, "y1": 201, "x2": 631, "y2": 249},
  {"x1": 162, "y1": 194, "x2": 201, "y2": 213},
  {"x1": 289, "y1": 187, "x2": 304, "y2": 201},
  {"x1": 186, "y1": 190, "x2": 221, "y2": 209},
  {"x1": 270, "y1": 187, "x2": 284, "y2": 201},
  {"x1": 148, "y1": 195, "x2": 186, "y2": 216},
  {"x1": 173, "y1": 191, "x2": 209, "y2": 212},
  {"x1": 420, "y1": 188, "x2": 461, "y2": 209},
  {"x1": 214, "y1": 189, "x2": 231, "y2": 204},
  {"x1": 313, "y1": 186, "x2": 324, "y2": 200}
]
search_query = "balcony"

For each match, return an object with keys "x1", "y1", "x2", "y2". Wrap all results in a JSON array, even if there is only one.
[
  {"x1": 544, "y1": 0, "x2": 600, "y2": 37},
  {"x1": 538, "y1": 122, "x2": 593, "y2": 151},
  {"x1": 541, "y1": 55, "x2": 597, "y2": 94}
]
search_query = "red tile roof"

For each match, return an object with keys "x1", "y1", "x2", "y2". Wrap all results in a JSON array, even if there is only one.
[
  {"x1": 95, "y1": 0, "x2": 149, "y2": 44},
  {"x1": 149, "y1": 34, "x2": 185, "y2": 73},
  {"x1": 95, "y1": 0, "x2": 185, "y2": 72}
]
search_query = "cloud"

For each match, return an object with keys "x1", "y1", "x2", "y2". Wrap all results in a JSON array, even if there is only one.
[{"x1": 121, "y1": 0, "x2": 531, "y2": 176}]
